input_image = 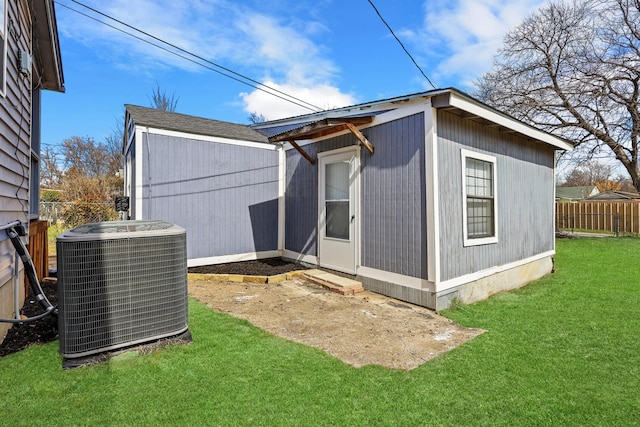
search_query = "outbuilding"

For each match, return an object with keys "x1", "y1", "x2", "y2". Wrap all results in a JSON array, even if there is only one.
[{"x1": 124, "y1": 88, "x2": 572, "y2": 310}]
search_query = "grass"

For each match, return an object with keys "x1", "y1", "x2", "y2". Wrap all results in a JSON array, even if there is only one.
[{"x1": 1, "y1": 238, "x2": 639, "y2": 426}]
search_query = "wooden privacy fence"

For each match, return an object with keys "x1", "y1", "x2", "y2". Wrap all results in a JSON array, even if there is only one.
[{"x1": 556, "y1": 201, "x2": 640, "y2": 235}]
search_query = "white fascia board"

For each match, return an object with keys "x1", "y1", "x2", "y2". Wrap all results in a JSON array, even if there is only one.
[
  {"x1": 145, "y1": 127, "x2": 278, "y2": 151},
  {"x1": 447, "y1": 93, "x2": 574, "y2": 151}
]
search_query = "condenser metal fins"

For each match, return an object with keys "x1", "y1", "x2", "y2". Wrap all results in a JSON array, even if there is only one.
[{"x1": 56, "y1": 220, "x2": 189, "y2": 360}]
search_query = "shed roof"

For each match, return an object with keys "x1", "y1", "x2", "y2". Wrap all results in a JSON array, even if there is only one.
[{"x1": 125, "y1": 104, "x2": 269, "y2": 143}]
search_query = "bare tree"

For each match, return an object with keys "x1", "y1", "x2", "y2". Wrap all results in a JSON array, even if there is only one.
[
  {"x1": 560, "y1": 161, "x2": 614, "y2": 187},
  {"x1": 149, "y1": 83, "x2": 179, "y2": 112},
  {"x1": 40, "y1": 146, "x2": 62, "y2": 188},
  {"x1": 248, "y1": 112, "x2": 267, "y2": 124},
  {"x1": 59, "y1": 136, "x2": 123, "y2": 203},
  {"x1": 475, "y1": 0, "x2": 640, "y2": 191}
]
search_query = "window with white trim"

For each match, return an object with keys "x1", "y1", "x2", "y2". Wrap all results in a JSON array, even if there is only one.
[
  {"x1": 462, "y1": 150, "x2": 497, "y2": 246},
  {"x1": 0, "y1": 0, "x2": 6, "y2": 97}
]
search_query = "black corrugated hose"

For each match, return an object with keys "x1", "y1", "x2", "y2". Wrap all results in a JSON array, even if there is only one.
[{"x1": 0, "y1": 223, "x2": 57, "y2": 324}]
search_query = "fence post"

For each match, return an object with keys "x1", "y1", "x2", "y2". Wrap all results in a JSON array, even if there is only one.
[{"x1": 615, "y1": 213, "x2": 620, "y2": 237}]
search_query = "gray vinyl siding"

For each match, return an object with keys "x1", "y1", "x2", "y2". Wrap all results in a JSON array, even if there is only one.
[
  {"x1": 0, "y1": 1, "x2": 32, "y2": 288},
  {"x1": 285, "y1": 113, "x2": 427, "y2": 280},
  {"x1": 284, "y1": 134, "x2": 354, "y2": 255},
  {"x1": 437, "y1": 110, "x2": 556, "y2": 281},
  {"x1": 360, "y1": 113, "x2": 427, "y2": 279},
  {"x1": 140, "y1": 133, "x2": 279, "y2": 260}
]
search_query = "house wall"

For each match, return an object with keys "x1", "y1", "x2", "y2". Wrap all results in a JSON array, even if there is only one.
[
  {"x1": 360, "y1": 113, "x2": 427, "y2": 278},
  {"x1": 436, "y1": 110, "x2": 556, "y2": 284},
  {"x1": 0, "y1": 0, "x2": 34, "y2": 339},
  {"x1": 284, "y1": 134, "x2": 353, "y2": 256},
  {"x1": 138, "y1": 132, "x2": 280, "y2": 265},
  {"x1": 284, "y1": 113, "x2": 427, "y2": 280}
]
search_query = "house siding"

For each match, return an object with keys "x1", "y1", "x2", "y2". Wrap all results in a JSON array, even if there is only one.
[
  {"x1": 140, "y1": 133, "x2": 280, "y2": 260},
  {"x1": 0, "y1": 0, "x2": 34, "y2": 338},
  {"x1": 284, "y1": 113, "x2": 427, "y2": 280},
  {"x1": 361, "y1": 113, "x2": 427, "y2": 279},
  {"x1": 284, "y1": 134, "x2": 354, "y2": 255},
  {"x1": 437, "y1": 110, "x2": 555, "y2": 282}
]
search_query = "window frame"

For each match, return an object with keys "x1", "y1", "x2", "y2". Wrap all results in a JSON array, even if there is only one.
[{"x1": 461, "y1": 149, "x2": 498, "y2": 247}]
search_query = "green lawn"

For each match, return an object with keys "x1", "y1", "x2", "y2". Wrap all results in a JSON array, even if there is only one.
[{"x1": 1, "y1": 238, "x2": 639, "y2": 426}]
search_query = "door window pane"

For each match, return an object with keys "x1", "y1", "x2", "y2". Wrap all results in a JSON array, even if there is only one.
[
  {"x1": 326, "y1": 201, "x2": 349, "y2": 239},
  {"x1": 325, "y1": 161, "x2": 350, "y2": 240}
]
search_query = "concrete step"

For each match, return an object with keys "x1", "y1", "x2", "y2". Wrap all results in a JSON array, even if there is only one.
[{"x1": 303, "y1": 269, "x2": 364, "y2": 295}]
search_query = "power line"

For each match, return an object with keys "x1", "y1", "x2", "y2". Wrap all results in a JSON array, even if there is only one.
[
  {"x1": 56, "y1": 0, "x2": 325, "y2": 112},
  {"x1": 366, "y1": 0, "x2": 436, "y2": 90}
]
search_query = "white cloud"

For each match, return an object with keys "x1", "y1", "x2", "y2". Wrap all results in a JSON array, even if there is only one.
[
  {"x1": 57, "y1": 0, "x2": 353, "y2": 119},
  {"x1": 240, "y1": 81, "x2": 356, "y2": 120},
  {"x1": 415, "y1": 0, "x2": 546, "y2": 88}
]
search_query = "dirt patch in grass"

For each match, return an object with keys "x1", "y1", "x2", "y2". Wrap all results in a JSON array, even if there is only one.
[
  {"x1": 2, "y1": 258, "x2": 484, "y2": 370},
  {"x1": 189, "y1": 277, "x2": 484, "y2": 370}
]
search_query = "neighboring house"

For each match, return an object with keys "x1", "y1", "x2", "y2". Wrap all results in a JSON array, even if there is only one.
[
  {"x1": 124, "y1": 88, "x2": 572, "y2": 310},
  {"x1": 585, "y1": 190, "x2": 640, "y2": 201},
  {"x1": 556, "y1": 186, "x2": 599, "y2": 202},
  {"x1": 0, "y1": 0, "x2": 65, "y2": 342}
]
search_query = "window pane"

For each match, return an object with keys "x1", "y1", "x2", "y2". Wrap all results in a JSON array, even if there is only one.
[
  {"x1": 465, "y1": 156, "x2": 495, "y2": 239},
  {"x1": 325, "y1": 162, "x2": 349, "y2": 201},
  {"x1": 326, "y1": 200, "x2": 349, "y2": 240},
  {"x1": 467, "y1": 198, "x2": 494, "y2": 237}
]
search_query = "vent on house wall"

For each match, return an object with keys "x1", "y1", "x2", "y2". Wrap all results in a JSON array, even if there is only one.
[{"x1": 56, "y1": 220, "x2": 189, "y2": 361}]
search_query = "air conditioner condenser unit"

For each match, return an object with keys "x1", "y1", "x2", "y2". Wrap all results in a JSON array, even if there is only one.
[{"x1": 56, "y1": 220, "x2": 189, "y2": 364}]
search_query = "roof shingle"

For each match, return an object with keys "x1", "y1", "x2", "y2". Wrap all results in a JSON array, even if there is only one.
[{"x1": 125, "y1": 104, "x2": 269, "y2": 143}]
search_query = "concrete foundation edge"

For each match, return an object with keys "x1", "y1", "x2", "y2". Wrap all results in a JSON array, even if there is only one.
[{"x1": 358, "y1": 255, "x2": 553, "y2": 311}]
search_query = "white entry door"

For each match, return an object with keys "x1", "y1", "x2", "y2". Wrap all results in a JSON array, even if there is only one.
[{"x1": 318, "y1": 148, "x2": 359, "y2": 274}]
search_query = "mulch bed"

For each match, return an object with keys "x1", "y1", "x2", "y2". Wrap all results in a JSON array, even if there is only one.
[
  {"x1": 0, "y1": 281, "x2": 58, "y2": 358},
  {"x1": 188, "y1": 258, "x2": 306, "y2": 276},
  {"x1": 0, "y1": 258, "x2": 305, "y2": 358}
]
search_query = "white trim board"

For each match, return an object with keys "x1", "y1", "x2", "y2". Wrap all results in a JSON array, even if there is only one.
[
  {"x1": 357, "y1": 266, "x2": 434, "y2": 292},
  {"x1": 436, "y1": 250, "x2": 555, "y2": 292},
  {"x1": 282, "y1": 249, "x2": 318, "y2": 267},
  {"x1": 447, "y1": 93, "x2": 573, "y2": 151},
  {"x1": 143, "y1": 126, "x2": 279, "y2": 151},
  {"x1": 187, "y1": 250, "x2": 280, "y2": 268}
]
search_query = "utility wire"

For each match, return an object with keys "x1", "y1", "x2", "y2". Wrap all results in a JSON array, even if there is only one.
[
  {"x1": 366, "y1": 0, "x2": 436, "y2": 90},
  {"x1": 57, "y1": 0, "x2": 324, "y2": 112}
]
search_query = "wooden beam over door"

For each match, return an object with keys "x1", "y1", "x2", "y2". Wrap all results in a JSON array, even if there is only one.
[
  {"x1": 288, "y1": 139, "x2": 315, "y2": 165},
  {"x1": 345, "y1": 122, "x2": 374, "y2": 154}
]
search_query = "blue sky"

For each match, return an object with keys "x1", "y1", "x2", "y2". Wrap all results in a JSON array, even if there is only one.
[{"x1": 42, "y1": 0, "x2": 546, "y2": 152}]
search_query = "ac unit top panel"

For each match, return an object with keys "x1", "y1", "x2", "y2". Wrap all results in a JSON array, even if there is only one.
[{"x1": 58, "y1": 220, "x2": 185, "y2": 242}]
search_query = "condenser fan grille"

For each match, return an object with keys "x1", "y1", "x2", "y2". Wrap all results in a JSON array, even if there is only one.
[{"x1": 57, "y1": 221, "x2": 188, "y2": 359}]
